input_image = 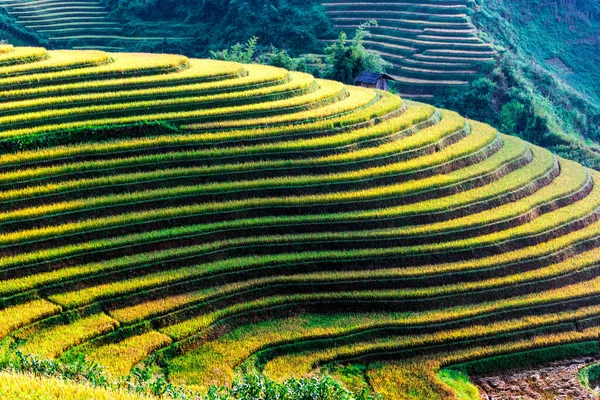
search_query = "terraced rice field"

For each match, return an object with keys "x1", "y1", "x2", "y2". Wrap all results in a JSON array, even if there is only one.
[
  {"x1": 0, "y1": 45, "x2": 599, "y2": 398},
  {"x1": 0, "y1": 0, "x2": 192, "y2": 51},
  {"x1": 322, "y1": 0, "x2": 497, "y2": 98}
]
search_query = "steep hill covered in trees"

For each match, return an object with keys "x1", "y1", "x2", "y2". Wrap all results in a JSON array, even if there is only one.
[{"x1": 446, "y1": 0, "x2": 600, "y2": 170}]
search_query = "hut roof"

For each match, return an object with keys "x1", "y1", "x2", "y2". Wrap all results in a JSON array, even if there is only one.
[{"x1": 354, "y1": 72, "x2": 395, "y2": 84}]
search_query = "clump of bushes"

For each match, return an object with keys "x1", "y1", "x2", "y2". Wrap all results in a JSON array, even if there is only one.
[
  {"x1": 211, "y1": 21, "x2": 391, "y2": 84},
  {"x1": 2, "y1": 351, "x2": 380, "y2": 399}
]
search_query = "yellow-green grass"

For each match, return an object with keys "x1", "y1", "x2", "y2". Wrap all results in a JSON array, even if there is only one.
[
  {"x1": 39, "y1": 187, "x2": 600, "y2": 310},
  {"x1": 436, "y1": 369, "x2": 479, "y2": 400},
  {"x1": 0, "y1": 46, "x2": 48, "y2": 67},
  {"x1": 168, "y1": 313, "x2": 412, "y2": 387},
  {"x1": 167, "y1": 300, "x2": 600, "y2": 386},
  {"x1": 0, "y1": 132, "x2": 526, "y2": 227},
  {"x1": 0, "y1": 79, "x2": 346, "y2": 138},
  {"x1": 0, "y1": 64, "x2": 290, "y2": 113},
  {"x1": 0, "y1": 372, "x2": 149, "y2": 400},
  {"x1": 368, "y1": 359, "x2": 456, "y2": 400},
  {"x1": 0, "y1": 49, "x2": 110, "y2": 78},
  {"x1": 0, "y1": 111, "x2": 471, "y2": 203},
  {"x1": 84, "y1": 331, "x2": 172, "y2": 377},
  {"x1": 16, "y1": 313, "x2": 119, "y2": 359},
  {"x1": 0, "y1": 52, "x2": 192, "y2": 90},
  {"x1": 0, "y1": 71, "x2": 317, "y2": 127},
  {"x1": 0, "y1": 90, "x2": 407, "y2": 171}
]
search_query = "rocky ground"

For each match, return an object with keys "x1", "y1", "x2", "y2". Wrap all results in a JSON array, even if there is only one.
[{"x1": 472, "y1": 356, "x2": 600, "y2": 400}]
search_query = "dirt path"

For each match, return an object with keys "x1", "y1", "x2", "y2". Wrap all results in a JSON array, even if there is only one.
[{"x1": 471, "y1": 356, "x2": 600, "y2": 400}]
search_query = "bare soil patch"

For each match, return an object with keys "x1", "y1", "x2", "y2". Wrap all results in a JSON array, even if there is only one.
[{"x1": 472, "y1": 356, "x2": 600, "y2": 400}]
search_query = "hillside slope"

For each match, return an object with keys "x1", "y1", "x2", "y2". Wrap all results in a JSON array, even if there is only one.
[
  {"x1": 322, "y1": 0, "x2": 497, "y2": 98},
  {"x1": 0, "y1": 45, "x2": 599, "y2": 398},
  {"x1": 480, "y1": 0, "x2": 600, "y2": 105},
  {"x1": 447, "y1": 0, "x2": 600, "y2": 170},
  {"x1": 0, "y1": 0, "x2": 192, "y2": 51}
]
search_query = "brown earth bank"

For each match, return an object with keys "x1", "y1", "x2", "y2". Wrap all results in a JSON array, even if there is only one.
[{"x1": 472, "y1": 356, "x2": 600, "y2": 400}]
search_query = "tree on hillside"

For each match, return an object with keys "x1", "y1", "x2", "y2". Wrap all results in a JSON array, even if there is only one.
[
  {"x1": 208, "y1": 21, "x2": 390, "y2": 83},
  {"x1": 209, "y1": 36, "x2": 258, "y2": 63},
  {"x1": 258, "y1": 46, "x2": 325, "y2": 76},
  {"x1": 324, "y1": 20, "x2": 392, "y2": 84},
  {"x1": 446, "y1": 78, "x2": 497, "y2": 123}
]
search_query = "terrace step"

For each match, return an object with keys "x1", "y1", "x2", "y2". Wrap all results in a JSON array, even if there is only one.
[
  {"x1": 0, "y1": 0, "x2": 188, "y2": 49},
  {"x1": 321, "y1": 0, "x2": 497, "y2": 97}
]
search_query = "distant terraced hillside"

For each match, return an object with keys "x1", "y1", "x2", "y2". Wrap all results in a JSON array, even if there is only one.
[
  {"x1": 323, "y1": 0, "x2": 497, "y2": 98},
  {"x1": 0, "y1": 0, "x2": 191, "y2": 51},
  {"x1": 1, "y1": 45, "x2": 600, "y2": 399}
]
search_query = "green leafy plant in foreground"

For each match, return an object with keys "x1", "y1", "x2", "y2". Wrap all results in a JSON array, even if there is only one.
[{"x1": 1, "y1": 351, "x2": 380, "y2": 400}]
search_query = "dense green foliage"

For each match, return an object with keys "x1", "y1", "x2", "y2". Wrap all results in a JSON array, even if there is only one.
[
  {"x1": 99, "y1": 0, "x2": 334, "y2": 57},
  {"x1": 436, "y1": 370, "x2": 479, "y2": 400},
  {"x1": 2, "y1": 351, "x2": 378, "y2": 400},
  {"x1": 322, "y1": 21, "x2": 391, "y2": 84},
  {"x1": 0, "y1": 9, "x2": 42, "y2": 47},
  {"x1": 210, "y1": 23, "x2": 390, "y2": 83},
  {"x1": 579, "y1": 360, "x2": 600, "y2": 392},
  {"x1": 482, "y1": 0, "x2": 600, "y2": 103},
  {"x1": 435, "y1": 0, "x2": 600, "y2": 170}
]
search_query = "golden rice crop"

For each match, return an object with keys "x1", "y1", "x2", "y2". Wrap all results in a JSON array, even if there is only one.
[
  {"x1": 0, "y1": 52, "x2": 191, "y2": 90},
  {"x1": 184, "y1": 84, "x2": 376, "y2": 130},
  {"x1": 0, "y1": 93, "x2": 410, "y2": 182},
  {"x1": 0, "y1": 132, "x2": 526, "y2": 226},
  {"x1": 261, "y1": 304, "x2": 600, "y2": 380},
  {"x1": 0, "y1": 46, "x2": 598, "y2": 395},
  {"x1": 84, "y1": 331, "x2": 172, "y2": 377},
  {"x1": 159, "y1": 257, "x2": 600, "y2": 343},
  {"x1": 0, "y1": 372, "x2": 149, "y2": 400},
  {"x1": 0, "y1": 79, "x2": 345, "y2": 138},
  {"x1": 16, "y1": 313, "x2": 120, "y2": 359},
  {"x1": 0, "y1": 71, "x2": 316, "y2": 124},
  {"x1": 0, "y1": 49, "x2": 110, "y2": 78},
  {"x1": 0, "y1": 64, "x2": 290, "y2": 113},
  {"x1": 42, "y1": 216, "x2": 600, "y2": 309},
  {"x1": 0, "y1": 44, "x2": 14, "y2": 53},
  {"x1": 0, "y1": 58, "x2": 252, "y2": 102},
  {"x1": 169, "y1": 301, "x2": 600, "y2": 386},
  {"x1": 0, "y1": 46, "x2": 48, "y2": 68},
  {"x1": 0, "y1": 299, "x2": 61, "y2": 340},
  {"x1": 0, "y1": 112, "x2": 469, "y2": 202},
  {"x1": 0, "y1": 155, "x2": 581, "y2": 303},
  {"x1": 0, "y1": 90, "x2": 407, "y2": 171}
]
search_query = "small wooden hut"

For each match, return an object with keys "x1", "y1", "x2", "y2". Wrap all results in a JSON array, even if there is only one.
[{"x1": 354, "y1": 72, "x2": 395, "y2": 91}]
